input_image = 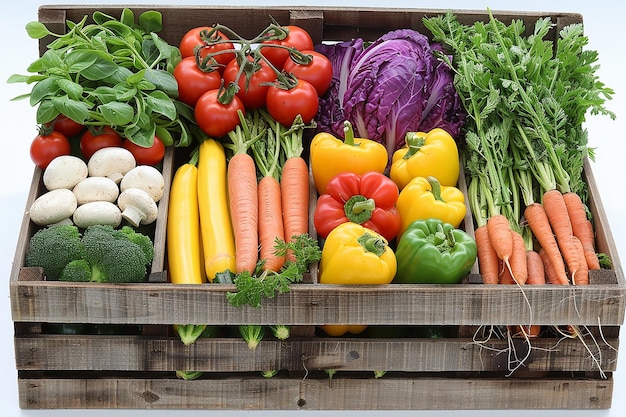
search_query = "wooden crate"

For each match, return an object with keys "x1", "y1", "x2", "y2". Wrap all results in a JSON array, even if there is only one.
[{"x1": 9, "y1": 5, "x2": 625, "y2": 410}]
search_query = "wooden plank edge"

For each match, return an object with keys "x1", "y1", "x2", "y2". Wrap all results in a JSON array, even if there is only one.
[
  {"x1": 13, "y1": 335, "x2": 619, "y2": 374},
  {"x1": 10, "y1": 279, "x2": 626, "y2": 325},
  {"x1": 17, "y1": 373, "x2": 613, "y2": 410}
]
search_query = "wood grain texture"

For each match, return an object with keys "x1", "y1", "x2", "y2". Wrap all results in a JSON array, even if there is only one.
[
  {"x1": 18, "y1": 374, "x2": 613, "y2": 409},
  {"x1": 9, "y1": 277, "x2": 625, "y2": 325},
  {"x1": 13, "y1": 334, "x2": 619, "y2": 373}
]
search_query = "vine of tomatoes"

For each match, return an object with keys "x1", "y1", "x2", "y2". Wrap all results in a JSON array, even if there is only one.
[{"x1": 175, "y1": 23, "x2": 333, "y2": 134}]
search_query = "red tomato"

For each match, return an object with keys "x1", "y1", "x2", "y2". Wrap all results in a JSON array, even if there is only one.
[
  {"x1": 179, "y1": 27, "x2": 236, "y2": 70},
  {"x1": 174, "y1": 56, "x2": 222, "y2": 106},
  {"x1": 80, "y1": 127, "x2": 123, "y2": 160},
  {"x1": 195, "y1": 89, "x2": 246, "y2": 138},
  {"x1": 259, "y1": 25, "x2": 315, "y2": 70},
  {"x1": 46, "y1": 114, "x2": 85, "y2": 137},
  {"x1": 30, "y1": 130, "x2": 71, "y2": 169},
  {"x1": 123, "y1": 136, "x2": 166, "y2": 166},
  {"x1": 222, "y1": 56, "x2": 277, "y2": 110},
  {"x1": 266, "y1": 79, "x2": 319, "y2": 127},
  {"x1": 282, "y1": 50, "x2": 333, "y2": 96}
]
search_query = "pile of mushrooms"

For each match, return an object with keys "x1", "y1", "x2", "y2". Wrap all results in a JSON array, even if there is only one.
[{"x1": 29, "y1": 147, "x2": 165, "y2": 229}]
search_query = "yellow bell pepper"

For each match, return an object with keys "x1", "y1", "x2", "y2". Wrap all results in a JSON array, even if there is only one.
[
  {"x1": 396, "y1": 176, "x2": 466, "y2": 235},
  {"x1": 310, "y1": 121, "x2": 388, "y2": 195},
  {"x1": 319, "y1": 222, "x2": 395, "y2": 337},
  {"x1": 390, "y1": 128, "x2": 460, "y2": 190},
  {"x1": 321, "y1": 325, "x2": 368, "y2": 337},
  {"x1": 319, "y1": 222, "x2": 397, "y2": 285}
]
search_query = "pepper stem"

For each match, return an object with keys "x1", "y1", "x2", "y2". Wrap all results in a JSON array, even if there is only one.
[
  {"x1": 427, "y1": 176, "x2": 445, "y2": 202},
  {"x1": 446, "y1": 228, "x2": 457, "y2": 247},
  {"x1": 357, "y1": 232, "x2": 387, "y2": 257},
  {"x1": 403, "y1": 132, "x2": 426, "y2": 159},
  {"x1": 344, "y1": 195, "x2": 375, "y2": 224},
  {"x1": 343, "y1": 120, "x2": 356, "y2": 146}
]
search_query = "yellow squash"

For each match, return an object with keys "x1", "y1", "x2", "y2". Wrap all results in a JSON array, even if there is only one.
[
  {"x1": 197, "y1": 138, "x2": 236, "y2": 281},
  {"x1": 167, "y1": 162, "x2": 204, "y2": 284}
]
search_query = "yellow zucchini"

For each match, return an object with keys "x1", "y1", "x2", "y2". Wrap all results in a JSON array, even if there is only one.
[
  {"x1": 167, "y1": 163, "x2": 204, "y2": 284},
  {"x1": 197, "y1": 138, "x2": 236, "y2": 281}
]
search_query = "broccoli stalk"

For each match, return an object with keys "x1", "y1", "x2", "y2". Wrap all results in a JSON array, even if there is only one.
[
  {"x1": 173, "y1": 324, "x2": 207, "y2": 346},
  {"x1": 269, "y1": 325, "x2": 290, "y2": 340},
  {"x1": 238, "y1": 325, "x2": 265, "y2": 349},
  {"x1": 57, "y1": 224, "x2": 154, "y2": 283},
  {"x1": 175, "y1": 370, "x2": 203, "y2": 380}
]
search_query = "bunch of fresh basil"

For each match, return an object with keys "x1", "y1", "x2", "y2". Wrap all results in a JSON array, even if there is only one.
[{"x1": 9, "y1": 8, "x2": 195, "y2": 148}]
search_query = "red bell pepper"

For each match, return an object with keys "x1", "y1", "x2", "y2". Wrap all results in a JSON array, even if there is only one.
[{"x1": 313, "y1": 171, "x2": 402, "y2": 241}]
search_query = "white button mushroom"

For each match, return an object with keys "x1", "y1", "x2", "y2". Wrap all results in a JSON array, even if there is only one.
[
  {"x1": 73, "y1": 201, "x2": 122, "y2": 228},
  {"x1": 87, "y1": 147, "x2": 136, "y2": 183},
  {"x1": 43, "y1": 155, "x2": 88, "y2": 191},
  {"x1": 120, "y1": 165, "x2": 165, "y2": 202},
  {"x1": 72, "y1": 176, "x2": 120, "y2": 205},
  {"x1": 29, "y1": 188, "x2": 77, "y2": 226},
  {"x1": 117, "y1": 188, "x2": 159, "y2": 227}
]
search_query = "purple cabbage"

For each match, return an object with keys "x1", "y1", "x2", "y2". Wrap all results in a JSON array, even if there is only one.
[{"x1": 315, "y1": 29, "x2": 465, "y2": 159}]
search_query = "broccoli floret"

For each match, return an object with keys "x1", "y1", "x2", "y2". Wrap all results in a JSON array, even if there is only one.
[
  {"x1": 61, "y1": 259, "x2": 92, "y2": 282},
  {"x1": 60, "y1": 224, "x2": 155, "y2": 283},
  {"x1": 25, "y1": 224, "x2": 84, "y2": 280},
  {"x1": 115, "y1": 226, "x2": 154, "y2": 261}
]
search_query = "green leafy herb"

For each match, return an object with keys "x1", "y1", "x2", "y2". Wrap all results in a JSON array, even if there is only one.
[
  {"x1": 8, "y1": 8, "x2": 195, "y2": 147},
  {"x1": 226, "y1": 233, "x2": 322, "y2": 308}
]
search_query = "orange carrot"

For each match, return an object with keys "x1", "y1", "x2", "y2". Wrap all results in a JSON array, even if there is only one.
[
  {"x1": 258, "y1": 175, "x2": 286, "y2": 272},
  {"x1": 538, "y1": 247, "x2": 561, "y2": 285},
  {"x1": 542, "y1": 189, "x2": 581, "y2": 283},
  {"x1": 499, "y1": 259, "x2": 513, "y2": 284},
  {"x1": 524, "y1": 202, "x2": 569, "y2": 285},
  {"x1": 251, "y1": 112, "x2": 287, "y2": 272},
  {"x1": 280, "y1": 156, "x2": 309, "y2": 262},
  {"x1": 228, "y1": 152, "x2": 259, "y2": 274},
  {"x1": 571, "y1": 235, "x2": 589, "y2": 285},
  {"x1": 487, "y1": 214, "x2": 513, "y2": 265},
  {"x1": 508, "y1": 230, "x2": 528, "y2": 285},
  {"x1": 562, "y1": 191, "x2": 601, "y2": 270},
  {"x1": 522, "y1": 249, "x2": 545, "y2": 337},
  {"x1": 525, "y1": 250, "x2": 546, "y2": 285},
  {"x1": 509, "y1": 249, "x2": 546, "y2": 339},
  {"x1": 510, "y1": 324, "x2": 542, "y2": 339},
  {"x1": 475, "y1": 225, "x2": 499, "y2": 284}
]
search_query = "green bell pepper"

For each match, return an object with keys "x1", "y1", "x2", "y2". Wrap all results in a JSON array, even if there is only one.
[{"x1": 393, "y1": 218, "x2": 477, "y2": 284}]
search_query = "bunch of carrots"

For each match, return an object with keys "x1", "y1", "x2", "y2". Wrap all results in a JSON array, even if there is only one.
[
  {"x1": 474, "y1": 186, "x2": 603, "y2": 338},
  {"x1": 478, "y1": 188, "x2": 600, "y2": 288},
  {"x1": 226, "y1": 109, "x2": 312, "y2": 274}
]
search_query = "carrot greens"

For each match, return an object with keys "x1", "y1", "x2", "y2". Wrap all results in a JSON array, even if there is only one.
[
  {"x1": 423, "y1": 9, "x2": 614, "y2": 229},
  {"x1": 226, "y1": 233, "x2": 321, "y2": 308}
]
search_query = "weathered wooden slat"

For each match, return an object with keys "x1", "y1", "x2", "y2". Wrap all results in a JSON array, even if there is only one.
[
  {"x1": 13, "y1": 335, "x2": 619, "y2": 373},
  {"x1": 36, "y1": 6, "x2": 583, "y2": 47},
  {"x1": 18, "y1": 374, "x2": 613, "y2": 409},
  {"x1": 9, "y1": 279, "x2": 625, "y2": 325}
]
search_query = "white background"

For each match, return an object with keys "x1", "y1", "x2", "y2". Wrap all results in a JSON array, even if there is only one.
[{"x1": 1, "y1": 1, "x2": 625, "y2": 416}]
